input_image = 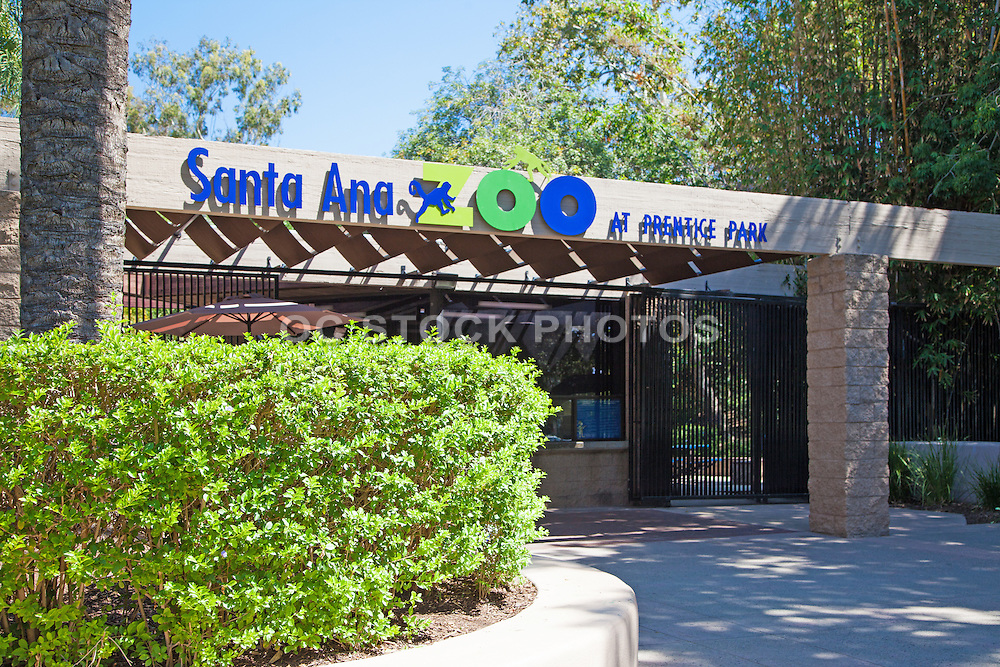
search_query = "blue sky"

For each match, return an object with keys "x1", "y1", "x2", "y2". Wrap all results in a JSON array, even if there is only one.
[{"x1": 129, "y1": 1, "x2": 524, "y2": 157}]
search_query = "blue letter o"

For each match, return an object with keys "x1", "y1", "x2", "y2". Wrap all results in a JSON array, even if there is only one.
[{"x1": 539, "y1": 176, "x2": 596, "y2": 236}]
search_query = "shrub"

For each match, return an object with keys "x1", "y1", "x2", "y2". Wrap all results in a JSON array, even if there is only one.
[
  {"x1": 913, "y1": 440, "x2": 958, "y2": 505},
  {"x1": 889, "y1": 441, "x2": 915, "y2": 503},
  {"x1": 0, "y1": 323, "x2": 552, "y2": 666},
  {"x1": 972, "y1": 458, "x2": 1000, "y2": 511}
]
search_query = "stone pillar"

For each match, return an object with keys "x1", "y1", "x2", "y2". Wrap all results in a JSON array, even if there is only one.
[
  {"x1": 807, "y1": 254, "x2": 890, "y2": 537},
  {"x1": 0, "y1": 190, "x2": 19, "y2": 339}
]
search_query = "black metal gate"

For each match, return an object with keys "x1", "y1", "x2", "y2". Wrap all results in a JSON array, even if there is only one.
[{"x1": 627, "y1": 291, "x2": 808, "y2": 502}]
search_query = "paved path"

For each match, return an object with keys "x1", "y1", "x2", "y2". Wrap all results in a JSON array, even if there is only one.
[{"x1": 532, "y1": 504, "x2": 1000, "y2": 667}]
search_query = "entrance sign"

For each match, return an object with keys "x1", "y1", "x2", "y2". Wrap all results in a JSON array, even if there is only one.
[
  {"x1": 187, "y1": 147, "x2": 602, "y2": 238},
  {"x1": 0, "y1": 120, "x2": 974, "y2": 267},
  {"x1": 122, "y1": 134, "x2": 811, "y2": 257}
]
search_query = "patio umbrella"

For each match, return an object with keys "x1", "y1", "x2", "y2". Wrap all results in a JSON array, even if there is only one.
[{"x1": 132, "y1": 294, "x2": 349, "y2": 337}]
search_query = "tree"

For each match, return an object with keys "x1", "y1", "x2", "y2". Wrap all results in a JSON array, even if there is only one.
[
  {"x1": 20, "y1": 0, "x2": 131, "y2": 341},
  {"x1": 695, "y1": 0, "x2": 1000, "y2": 383},
  {"x1": 0, "y1": 0, "x2": 19, "y2": 114},
  {"x1": 697, "y1": 0, "x2": 1000, "y2": 210},
  {"x1": 127, "y1": 37, "x2": 301, "y2": 146},
  {"x1": 502, "y1": 0, "x2": 684, "y2": 104},
  {"x1": 395, "y1": 0, "x2": 710, "y2": 185}
]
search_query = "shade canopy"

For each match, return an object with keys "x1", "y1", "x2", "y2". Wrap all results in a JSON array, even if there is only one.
[{"x1": 132, "y1": 294, "x2": 349, "y2": 337}]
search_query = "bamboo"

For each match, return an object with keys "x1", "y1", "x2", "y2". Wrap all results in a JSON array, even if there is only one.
[
  {"x1": 883, "y1": 2, "x2": 898, "y2": 160},
  {"x1": 992, "y1": 0, "x2": 1000, "y2": 53},
  {"x1": 890, "y1": 0, "x2": 910, "y2": 157}
]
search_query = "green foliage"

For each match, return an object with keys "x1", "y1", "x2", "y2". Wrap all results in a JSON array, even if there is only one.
[
  {"x1": 127, "y1": 37, "x2": 302, "y2": 145},
  {"x1": 0, "y1": 0, "x2": 19, "y2": 115},
  {"x1": 0, "y1": 324, "x2": 550, "y2": 666},
  {"x1": 697, "y1": 0, "x2": 1000, "y2": 209},
  {"x1": 696, "y1": 0, "x2": 1000, "y2": 384},
  {"x1": 890, "y1": 441, "x2": 959, "y2": 505},
  {"x1": 888, "y1": 441, "x2": 915, "y2": 503},
  {"x1": 913, "y1": 441, "x2": 958, "y2": 505},
  {"x1": 972, "y1": 458, "x2": 1000, "y2": 511},
  {"x1": 893, "y1": 262, "x2": 1000, "y2": 388},
  {"x1": 503, "y1": 0, "x2": 683, "y2": 103},
  {"x1": 395, "y1": 0, "x2": 711, "y2": 185}
]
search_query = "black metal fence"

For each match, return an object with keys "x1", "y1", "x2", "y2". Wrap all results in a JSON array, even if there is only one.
[
  {"x1": 123, "y1": 262, "x2": 279, "y2": 343},
  {"x1": 627, "y1": 291, "x2": 808, "y2": 502},
  {"x1": 627, "y1": 293, "x2": 1000, "y2": 503},
  {"x1": 889, "y1": 305, "x2": 1000, "y2": 441}
]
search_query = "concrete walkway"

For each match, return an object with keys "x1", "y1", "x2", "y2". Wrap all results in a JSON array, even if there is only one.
[{"x1": 532, "y1": 504, "x2": 1000, "y2": 667}]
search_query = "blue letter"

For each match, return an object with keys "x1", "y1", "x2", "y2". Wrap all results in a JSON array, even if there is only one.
[
  {"x1": 736, "y1": 222, "x2": 749, "y2": 242},
  {"x1": 539, "y1": 176, "x2": 597, "y2": 236},
  {"x1": 322, "y1": 163, "x2": 347, "y2": 213},
  {"x1": 240, "y1": 170, "x2": 262, "y2": 206},
  {"x1": 281, "y1": 173, "x2": 303, "y2": 209},
  {"x1": 610, "y1": 212, "x2": 624, "y2": 234},
  {"x1": 373, "y1": 181, "x2": 393, "y2": 216},
  {"x1": 213, "y1": 167, "x2": 237, "y2": 204},
  {"x1": 263, "y1": 163, "x2": 279, "y2": 207},
  {"x1": 187, "y1": 147, "x2": 211, "y2": 202},
  {"x1": 350, "y1": 179, "x2": 371, "y2": 215}
]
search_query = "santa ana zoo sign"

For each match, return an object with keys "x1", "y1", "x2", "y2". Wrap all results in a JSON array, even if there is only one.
[{"x1": 184, "y1": 146, "x2": 770, "y2": 244}]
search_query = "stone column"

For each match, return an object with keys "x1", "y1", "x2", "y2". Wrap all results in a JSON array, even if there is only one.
[
  {"x1": 0, "y1": 190, "x2": 19, "y2": 339},
  {"x1": 807, "y1": 254, "x2": 890, "y2": 537}
]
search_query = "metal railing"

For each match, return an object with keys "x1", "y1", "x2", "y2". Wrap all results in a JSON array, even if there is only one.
[
  {"x1": 889, "y1": 305, "x2": 1000, "y2": 441},
  {"x1": 123, "y1": 262, "x2": 279, "y2": 343}
]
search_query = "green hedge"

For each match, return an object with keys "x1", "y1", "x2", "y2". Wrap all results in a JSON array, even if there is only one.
[{"x1": 0, "y1": 324, "x2": 551, "y2": 666}]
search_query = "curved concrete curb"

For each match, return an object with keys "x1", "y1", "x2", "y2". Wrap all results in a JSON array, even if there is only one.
[{"x1": 345, "y1": 556, "x2": 638, "y2": 667}]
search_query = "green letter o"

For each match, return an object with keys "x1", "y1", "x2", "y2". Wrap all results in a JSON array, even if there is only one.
[{"x1": 476, "y1": 170, "x2": 537, "y2": 232}]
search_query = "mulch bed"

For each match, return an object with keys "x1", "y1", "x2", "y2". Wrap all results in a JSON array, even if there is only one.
[
  {"x1": 891, "y1": 500, "x2": 1000, "y2": 525},
  {"x1": 235, "y1": 579, "x2": 536, "y2": 666}
]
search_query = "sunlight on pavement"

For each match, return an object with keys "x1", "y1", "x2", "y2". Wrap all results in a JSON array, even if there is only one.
[{"x1": 764, "y1": 604, "x2": 1000, "y2": 626}]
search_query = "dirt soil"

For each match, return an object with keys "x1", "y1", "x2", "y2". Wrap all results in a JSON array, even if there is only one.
[
  {"x1": 891, "y1": 500, "x2": 1000, "y2": 524},
  {"x1": 235, "y1": 579, "x2": 536, "y2": 666}
]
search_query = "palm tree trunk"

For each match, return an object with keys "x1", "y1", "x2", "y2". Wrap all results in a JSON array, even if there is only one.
[{"x1": 19, "y1": 0, "x2": 130, "y2": 341}]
